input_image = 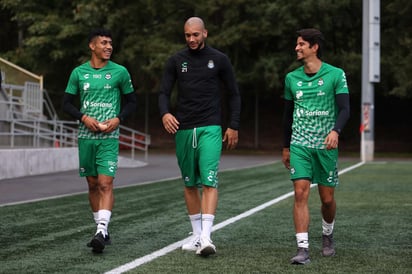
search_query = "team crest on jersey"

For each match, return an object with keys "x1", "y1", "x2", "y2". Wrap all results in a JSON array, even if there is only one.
[
  {"x1": 105, "y1": 73, "x2": 112, "y2": 80},
  {"x1": 208, "y1": 60, "x2": 214, "y2": 69},
  {"x1": 318, "y1": 78, "x2": 324, "y2": 86}
]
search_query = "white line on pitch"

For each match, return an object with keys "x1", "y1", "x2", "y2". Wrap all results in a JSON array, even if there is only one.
[{"x1": 105, "y1": 161, "x2": 365, "y2": 274}]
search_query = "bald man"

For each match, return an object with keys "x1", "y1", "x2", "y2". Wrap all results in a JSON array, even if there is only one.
[{"x1": 158, "y1": 17, "x2": 241, "y2": 256}]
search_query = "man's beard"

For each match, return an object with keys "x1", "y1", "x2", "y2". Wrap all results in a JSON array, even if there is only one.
[{"x1": 188, "y1": 41, "x2": 204, "y2": 51}]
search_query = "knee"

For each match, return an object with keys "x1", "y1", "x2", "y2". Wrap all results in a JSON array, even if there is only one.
[
  {"x1": 321, "y1": 197, "x2": 335, "y2": 208},
  {"x1": 99, "y1": 181, "x2": 113, "y2": 193},
  {"x1": 88, "y1": 182, "x2": 99, "y2": 193},
  {"x1": 294, "y1": 185, "x2": 309, "y2": 202}
]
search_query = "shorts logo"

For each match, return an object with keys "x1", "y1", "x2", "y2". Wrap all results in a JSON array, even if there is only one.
[
  {"x1": 290, "y1": 168, "x2": 295, "y2": 175},
  {"x1": 207, "y1": 170, "x2": 217, "y2": 182},
  {"x1": 184, "y1": 176, "x2": 190, "y2": 182},
  {"x1": 108, "y1": 161, "x2": 117, "y2": 173}
]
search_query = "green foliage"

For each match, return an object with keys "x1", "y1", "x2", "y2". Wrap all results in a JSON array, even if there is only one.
[{"x1": 0, "y1": 0, "x2": 411, "y2": 99}]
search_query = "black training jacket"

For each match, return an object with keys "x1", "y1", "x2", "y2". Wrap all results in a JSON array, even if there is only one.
[{"x1": 158, "y1": 45, "x2": 241, "y2": 130}]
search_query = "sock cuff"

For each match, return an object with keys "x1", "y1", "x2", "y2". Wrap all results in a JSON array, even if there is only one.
[
  {"x1": 202, "y1": 214, "x2": 215, "y2": 221},
  {"x1": 188, "y1": 213, "x2": 202, "y2": 221}
]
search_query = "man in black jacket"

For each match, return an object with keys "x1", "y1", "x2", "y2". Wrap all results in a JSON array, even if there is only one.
[{"x1": 158, "y1": 17, "x2": 241, "y2": 256}]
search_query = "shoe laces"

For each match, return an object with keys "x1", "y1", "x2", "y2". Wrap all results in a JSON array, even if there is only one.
[{"x1": 322, "y1": 234, "x2": 333, "y2": 246}]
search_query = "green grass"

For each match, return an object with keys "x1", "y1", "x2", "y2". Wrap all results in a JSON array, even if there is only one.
[{"x1": 0, "y1": 160, "x2": 411, "y2": 273}]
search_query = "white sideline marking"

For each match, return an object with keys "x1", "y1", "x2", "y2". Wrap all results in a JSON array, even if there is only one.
[{"x1": 105, "y1": 162, "x2": 365, "y2": 274}]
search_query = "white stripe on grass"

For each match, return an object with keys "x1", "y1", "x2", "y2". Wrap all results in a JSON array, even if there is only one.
[{"x1": 105, "y1": 161, "x2": 365, "y2": 274}]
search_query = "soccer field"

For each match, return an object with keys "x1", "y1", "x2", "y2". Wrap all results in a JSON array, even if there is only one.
[{"x1": 1, "y1": 160, "x2": 411, "y2": 273}]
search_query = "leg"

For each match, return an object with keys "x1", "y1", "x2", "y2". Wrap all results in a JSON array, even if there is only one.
[
  {"x1": 293, "y1": 179, "x2": 311, "y2": 234},
  {"x1": 97, "y1": 174, "x2": 114, "y2": 211},
  {"x1": 290, "y1": 179, "x2": 311, "y2": 264},
  {"x1": 95, "y1": 174, "x2": 114, "y2": 235},
  {"x1": 86, "y1": 176, "x2": 99, "y2": 212},
  {"x1": 201, "y1": 185, "x2": 218, "y2": 215},
  {"x1": 184, "y1": 186, "x2": 201, "y2": 215},
  {"x1": 318, "y1": 185, "x2": 336, "y2": 223},
  {"x1": 196, "y1": 185, "x2": 217, "y2": 256},
  {"x1": 181, "y1": 186, "x2": 202, "y2": 252},
  {"x1": 318, "y1": 185, "x2": 336, "y2": 256},
  {"x1": 87, "y1": 175, "x2": 114, "y2": 253}
]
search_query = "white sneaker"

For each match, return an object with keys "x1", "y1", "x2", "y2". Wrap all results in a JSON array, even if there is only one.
[
  {"x1": 182, "y1": 234, "x2": 200, "y2": 252},
  {"x1": 196, "y1": 236, "x2": 216, "y2": 256}
]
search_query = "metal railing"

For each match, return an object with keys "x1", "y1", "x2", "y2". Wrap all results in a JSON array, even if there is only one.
[
  {"x1": 0, "y1": 118, "x2": 151, "y2": 161},
  {"x1": 0, "y1": 83, "x2": 150, "y2": 162}
]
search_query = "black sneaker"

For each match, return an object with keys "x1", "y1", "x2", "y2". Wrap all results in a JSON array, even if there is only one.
[
  {"x1": 291, "y1": 247, "x2": 310, "y2": 265},
  {"x1": 89, "y1": 232, "x2": 105, "y2": 253},
  {"x1": 321, "y1": 233, "x2": 336, "y2": 257},
  {"x1": 87, "y1": 232, "x2": 111, "y2": 247}
]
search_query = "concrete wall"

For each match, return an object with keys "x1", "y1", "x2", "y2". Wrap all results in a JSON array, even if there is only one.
[
  {"x1": 0, "y1": 148, "x2": 147, "y2": 180},
  {"x1": 0, "y1": 148, "x2": 78, "y2": 180}
]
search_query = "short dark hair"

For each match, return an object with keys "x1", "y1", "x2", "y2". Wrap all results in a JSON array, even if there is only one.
[
  {"x1": 88, "y1": 28, "x2": 112, "y2": 43},
  {"x1": 296, "y1": 28, "x2": 325, "y2": 58}
]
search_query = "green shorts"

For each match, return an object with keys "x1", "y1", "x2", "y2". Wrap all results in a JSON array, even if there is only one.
[
  {"x1": 289, "y1": 144, "x2": 339, "y2": 187},
  {"x1": 78, "y1": 138, "x2": 119, "y2": 177},
  {"x1": 175, "y1": 125, "x2": 222, "y2": 188}
]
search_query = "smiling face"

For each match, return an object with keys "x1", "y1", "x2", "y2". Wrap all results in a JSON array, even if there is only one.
[
  {"x1": 89, "y1": 35, "x2": 113, "y2": 61},
  {"x1": 295, "y1": 36, "x2": 318, "y2": 62},
  {"x1": 184, "y1": 18, "x2": 207, "y2": 51}
]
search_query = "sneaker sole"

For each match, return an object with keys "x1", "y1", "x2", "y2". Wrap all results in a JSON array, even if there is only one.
[
  {"x1": 182, "y1": 247, "x2": 198, "y2": 252},
  {"x1": 198, "y1": 246, "x2": 216, "y2": 257},
  {"x1": 91, "y1": 237, "x2": 105, "y2": 253},
  {"x1": 291, "y1": 258, "x2": 310, "y2": 265}
]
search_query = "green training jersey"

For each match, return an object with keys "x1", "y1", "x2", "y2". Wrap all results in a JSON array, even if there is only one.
[
  {"x1": 65, "y1": 60, "x2": 134, "y2": 139},
  {"x1": 284, "y1": 62, "x2": 349, "y2": 149}
]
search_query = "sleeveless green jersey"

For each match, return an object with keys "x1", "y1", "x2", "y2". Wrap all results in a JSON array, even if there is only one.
[
  {"x1": 284, "y1": 62, "x2": 349, "y2": 149},
  {"x1": 65, "y1": 61, "x2": 134, "y2": 139}
]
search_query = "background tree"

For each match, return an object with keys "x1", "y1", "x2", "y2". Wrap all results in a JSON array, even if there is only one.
[{"x1": 1, "y1": 0, "x2": 411, "y2": 151}]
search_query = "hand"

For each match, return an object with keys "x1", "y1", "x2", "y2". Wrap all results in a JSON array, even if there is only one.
[
  {"x1": 324, "y1": 130, "x2": 339, "y2": 150},
  {"x1": 98, "y1": 117, "x2": 120, "y2": 133},
  {"x1": 282, "y1": 148, "x2": 290, "y2": 169},
  {"x1": 223, "y1": 128, "x2": 238, "y2": 150},
  {"x1": 81, "y1": 115, "x2": 100, "y2": 132},
  {"x1": 162, "y1": 113, "x2": 179, "y2": 134}
]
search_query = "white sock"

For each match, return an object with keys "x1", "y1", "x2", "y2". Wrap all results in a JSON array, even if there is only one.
[
  {"x1": 96, "y1": 209, "x2": 111, "y2": 236},
  {"x1": 201, "y1": 214, "x2": 215, "y2": 240},
  {"x1": 296, "y1": 232, "x2": 309, "y2": 249},
  {"x1": 322, "y1": 219, "x2": 335, "y2": 236},
  {"x1": 189, "y1": 213, "x2": 202, "y2": 236}
]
